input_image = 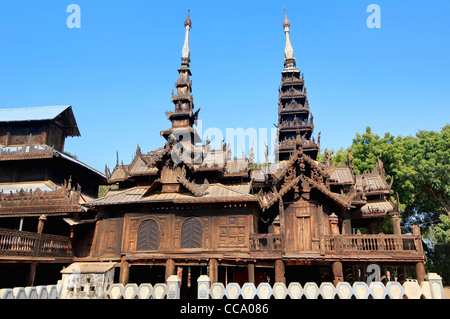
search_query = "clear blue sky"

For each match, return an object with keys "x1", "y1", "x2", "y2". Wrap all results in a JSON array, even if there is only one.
[{"x1": 1, "y1": 1, "x2": 449, "y2": 172}]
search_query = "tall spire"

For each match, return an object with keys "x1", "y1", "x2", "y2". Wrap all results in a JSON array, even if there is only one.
[
  {"x1": 161, "y1": 9, "x2": 201, "y2": 145},
  {"x1": 283, "y1": 8, "x2": 295, "y2": 68},
  {"x1": 276, "y1": 9, "x2": 319, "y2": 161},
  {"x1": 182, "y1": 9, "x2": 192, "y2": 60}
]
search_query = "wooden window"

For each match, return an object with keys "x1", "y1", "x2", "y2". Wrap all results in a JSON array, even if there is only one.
[
  {"x1": 137, "y1": 219, "x2": 159, "y2": 251},
  {"x1": 181, "y1": 218, "x2": 202, "y2": 249}
]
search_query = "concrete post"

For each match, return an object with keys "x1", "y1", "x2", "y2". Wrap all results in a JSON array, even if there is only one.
[
  {"x1": 197, "y1": 275, "x2": 211, "y2": 299},
  {"x1": 166, "y1": 275, "x2": 181, "y2": 299}
]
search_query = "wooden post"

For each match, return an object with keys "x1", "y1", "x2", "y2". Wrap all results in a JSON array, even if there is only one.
[
  {"x1": 26, "y1": 262, "x2": 37, "y2": 287},
  {"x1": 332, "y1": 261, "x2": 344, "y2": 286},
  {"x1": 165, "y1": 258, "x2": 176, "y2": 282},
  {"x1": 37, "y1": 214, "x2": 47, "y2": 234},
  {"x1": 248, "y1": 262, "x2": 255, "y2": 284},
  {"x1": 342, "y1": 211, "x2": 352, "y2": 235},
  {"x1": 275, "y1": 259, "x2": 285, "y2": 284},
  {"x1": 329, "y1": 213, "x2": 339, "y2": 235},
  {"x1": 415, "y1": 262, "x2": 426, "y2": 285},
  {"x1": 209, "y1": 259, "x2": 218, "y2": 284},
  {"x1": 397, "y1": 266, "x2": 407, "y2": 284},
  {"x1": 392, "y1": 214, "x2": 401, "y2": 235},
  {"x1": 119, "y1": 256, "x2": 130, "y2": 285}
]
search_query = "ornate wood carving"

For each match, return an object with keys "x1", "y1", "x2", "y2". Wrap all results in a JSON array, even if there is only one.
[
  {"x1": 180, "y1": 218, "x2": 202, "y2": 249},
  {"x1": 0, "y1": 179, "x2": 81, "y2": 215},
  {"x1": 136, "y1": 219, "x2": 160, "y2": 251}
]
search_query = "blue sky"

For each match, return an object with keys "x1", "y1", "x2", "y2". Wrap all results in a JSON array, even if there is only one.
[{"x1": 1, "y1": 1, "x2": 449, "y2": 172}]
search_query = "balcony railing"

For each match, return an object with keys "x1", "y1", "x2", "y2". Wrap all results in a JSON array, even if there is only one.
[
  {"x1": 0, "y1": 227, "x2": 73, "y2": 259},
  {"x1": 250, "y1": 234, "x2": 282, "y2": 252},
  {"x1": 323, "y1": 234, "x2": 423, "y2": 256}
]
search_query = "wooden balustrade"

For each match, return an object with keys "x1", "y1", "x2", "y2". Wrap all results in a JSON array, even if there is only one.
[
  {"x1": 250, "y1": 234, "x2": 282, "y2": 252},
  {"x1": 323, "y1": 234, "x2": 421, "y2": 256},
  {"x1": 0, "y1": 227, "x2": 73, "y2": 258}
]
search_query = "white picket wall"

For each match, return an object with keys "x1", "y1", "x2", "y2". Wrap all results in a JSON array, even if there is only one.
[
  {"x1": 1, "y1": 273, "x2": 444, "y2": 300},
  {"x1": 0, "y1": 283, "x2": 62, "y2": 299},
  {"x1": 101, "y1": 276, "x2": 445, "y2": 300}
]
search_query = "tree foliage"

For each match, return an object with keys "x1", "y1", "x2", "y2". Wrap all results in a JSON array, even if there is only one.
[{"x1": 328, "y1": 125, "x2": 450, "y2": 237}]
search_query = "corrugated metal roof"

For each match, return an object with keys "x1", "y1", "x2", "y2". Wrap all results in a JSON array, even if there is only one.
[
  {"x1": 85, "y1": 183, "x2": 255, "y2": 206},
  {"x1": 56, "y1": 151, "x2": 106, "y2": 178},
  {"x1": 0, "y1": 105, "x2": 71, "y2": 122},
  {"x1": 225, "y1": 159, "x2": 249, "y2": 174},
  {"x1": 356, "y1": 174, "x2": 389, "y2": 192},
  {"x1": 329, "y1": 167, "x2": 354, "y2": 184},
  {"x1": 0, "y1": 181, "x2": 58, "y2": 193},
  {"x1": 361, "y1": 199, "x2": 394, "y2": 215}
]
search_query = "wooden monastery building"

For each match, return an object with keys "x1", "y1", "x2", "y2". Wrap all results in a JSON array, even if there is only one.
[
  {"x1": 0, "y1": 105, "x2": 106, "y2": 287},
  {"x1": 0, "y1": 11, "x2": 426, "y2": 294}
]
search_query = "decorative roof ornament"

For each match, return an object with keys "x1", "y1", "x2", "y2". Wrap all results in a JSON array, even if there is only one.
[
  {"x1": 283, "y1": 7, "x2": 294, "y2": 60},
  {"x1": 182, "y1": 9, "x2": 192, "y2": 60}
]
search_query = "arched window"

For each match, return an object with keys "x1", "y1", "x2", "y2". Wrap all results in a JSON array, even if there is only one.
[
  {"x1": 181, "y1": 218, "x2": 202, "y2": 249},
  {"x1": 137, "y1": 219, "x2": 159, "y2": 251}
]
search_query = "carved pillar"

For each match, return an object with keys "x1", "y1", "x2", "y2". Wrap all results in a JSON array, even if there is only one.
[
  {"x1": 275, "y1": 259, "x2": 285, "y2": 284},
  {"x1": 165, "y1": 258, "x2": 176, "y2": 281},
  {"x1": 332, "y1": 261, "x2": 344, "y2": 286},
  {"x1": 248, "y1": 262, "x2": 255, "y2": 284},
  {"x1": 119, "y1": 256, "x2": 130, "y2": 285},
  {"x1": 208, "y1": 259, "x2": 218, "y2": 284},
  {"x1": 37, "y1": 214, "x2": 47, "y2": 234},
  {"x1": 392, "y1": 214, "x2": 401, "y2": 235},
  {"x1": 329, "y1": 213, "x2": 339, "y2": 235}
]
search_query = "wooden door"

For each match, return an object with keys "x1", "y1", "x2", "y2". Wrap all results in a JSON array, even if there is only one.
[{"x1": 285, "y1": 202, "x2": 321, "y2": 253}]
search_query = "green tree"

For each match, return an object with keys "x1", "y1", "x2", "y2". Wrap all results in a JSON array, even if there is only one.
[{"x1": 332, "y1": 125, "x2": 450, "y2": 231}]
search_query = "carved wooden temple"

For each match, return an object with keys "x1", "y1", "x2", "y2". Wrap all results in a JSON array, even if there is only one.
[
  {"x1": 0, "y1": 105, "x2": 106, "y2": 287},
  {"x1": 79, "y1": 11, "x2": 426, "y2": 296},
  {"x1": 0, "y1": 11, "x2": 427, "y2": 293}
]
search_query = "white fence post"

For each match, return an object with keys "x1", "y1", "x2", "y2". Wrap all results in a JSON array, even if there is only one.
[
  {"x1": 166, "y1": 275, "x2": 181, "y2": 299},
  {"x1": 425, "y1": 273, "x2": 445, "y2": 299},
  {"x1": 197, "y1": 275, "x2": 211, "y2": 299}
]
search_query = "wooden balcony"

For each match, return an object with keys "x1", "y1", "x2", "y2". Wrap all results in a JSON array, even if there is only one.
[
  {"x1": 250, "y1": 234, "x2": 282, "y2": 252},
  {"x1": 249, "y1": 233, "x2": 425, "y2": 262},
  {"x1": 322, "y1": 234, "x2": 425, "y2": 261},
  {"x1": 0, "y1": 227, "x2": 73, "y2": 260}
]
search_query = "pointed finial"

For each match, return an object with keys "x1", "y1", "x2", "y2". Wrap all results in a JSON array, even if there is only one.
[
  {"x1": 283, "y1": 7, "x2": 294, "y2": 62},
  {"x1": 185, "y1": 8, "x2": 192, "y2": 28},
  {"x1": 283, "y1": 7, "x2": 290, "y2": 28},
  {"x1": 182, "y1": 9, "x2": 191, "y2": 59}
]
